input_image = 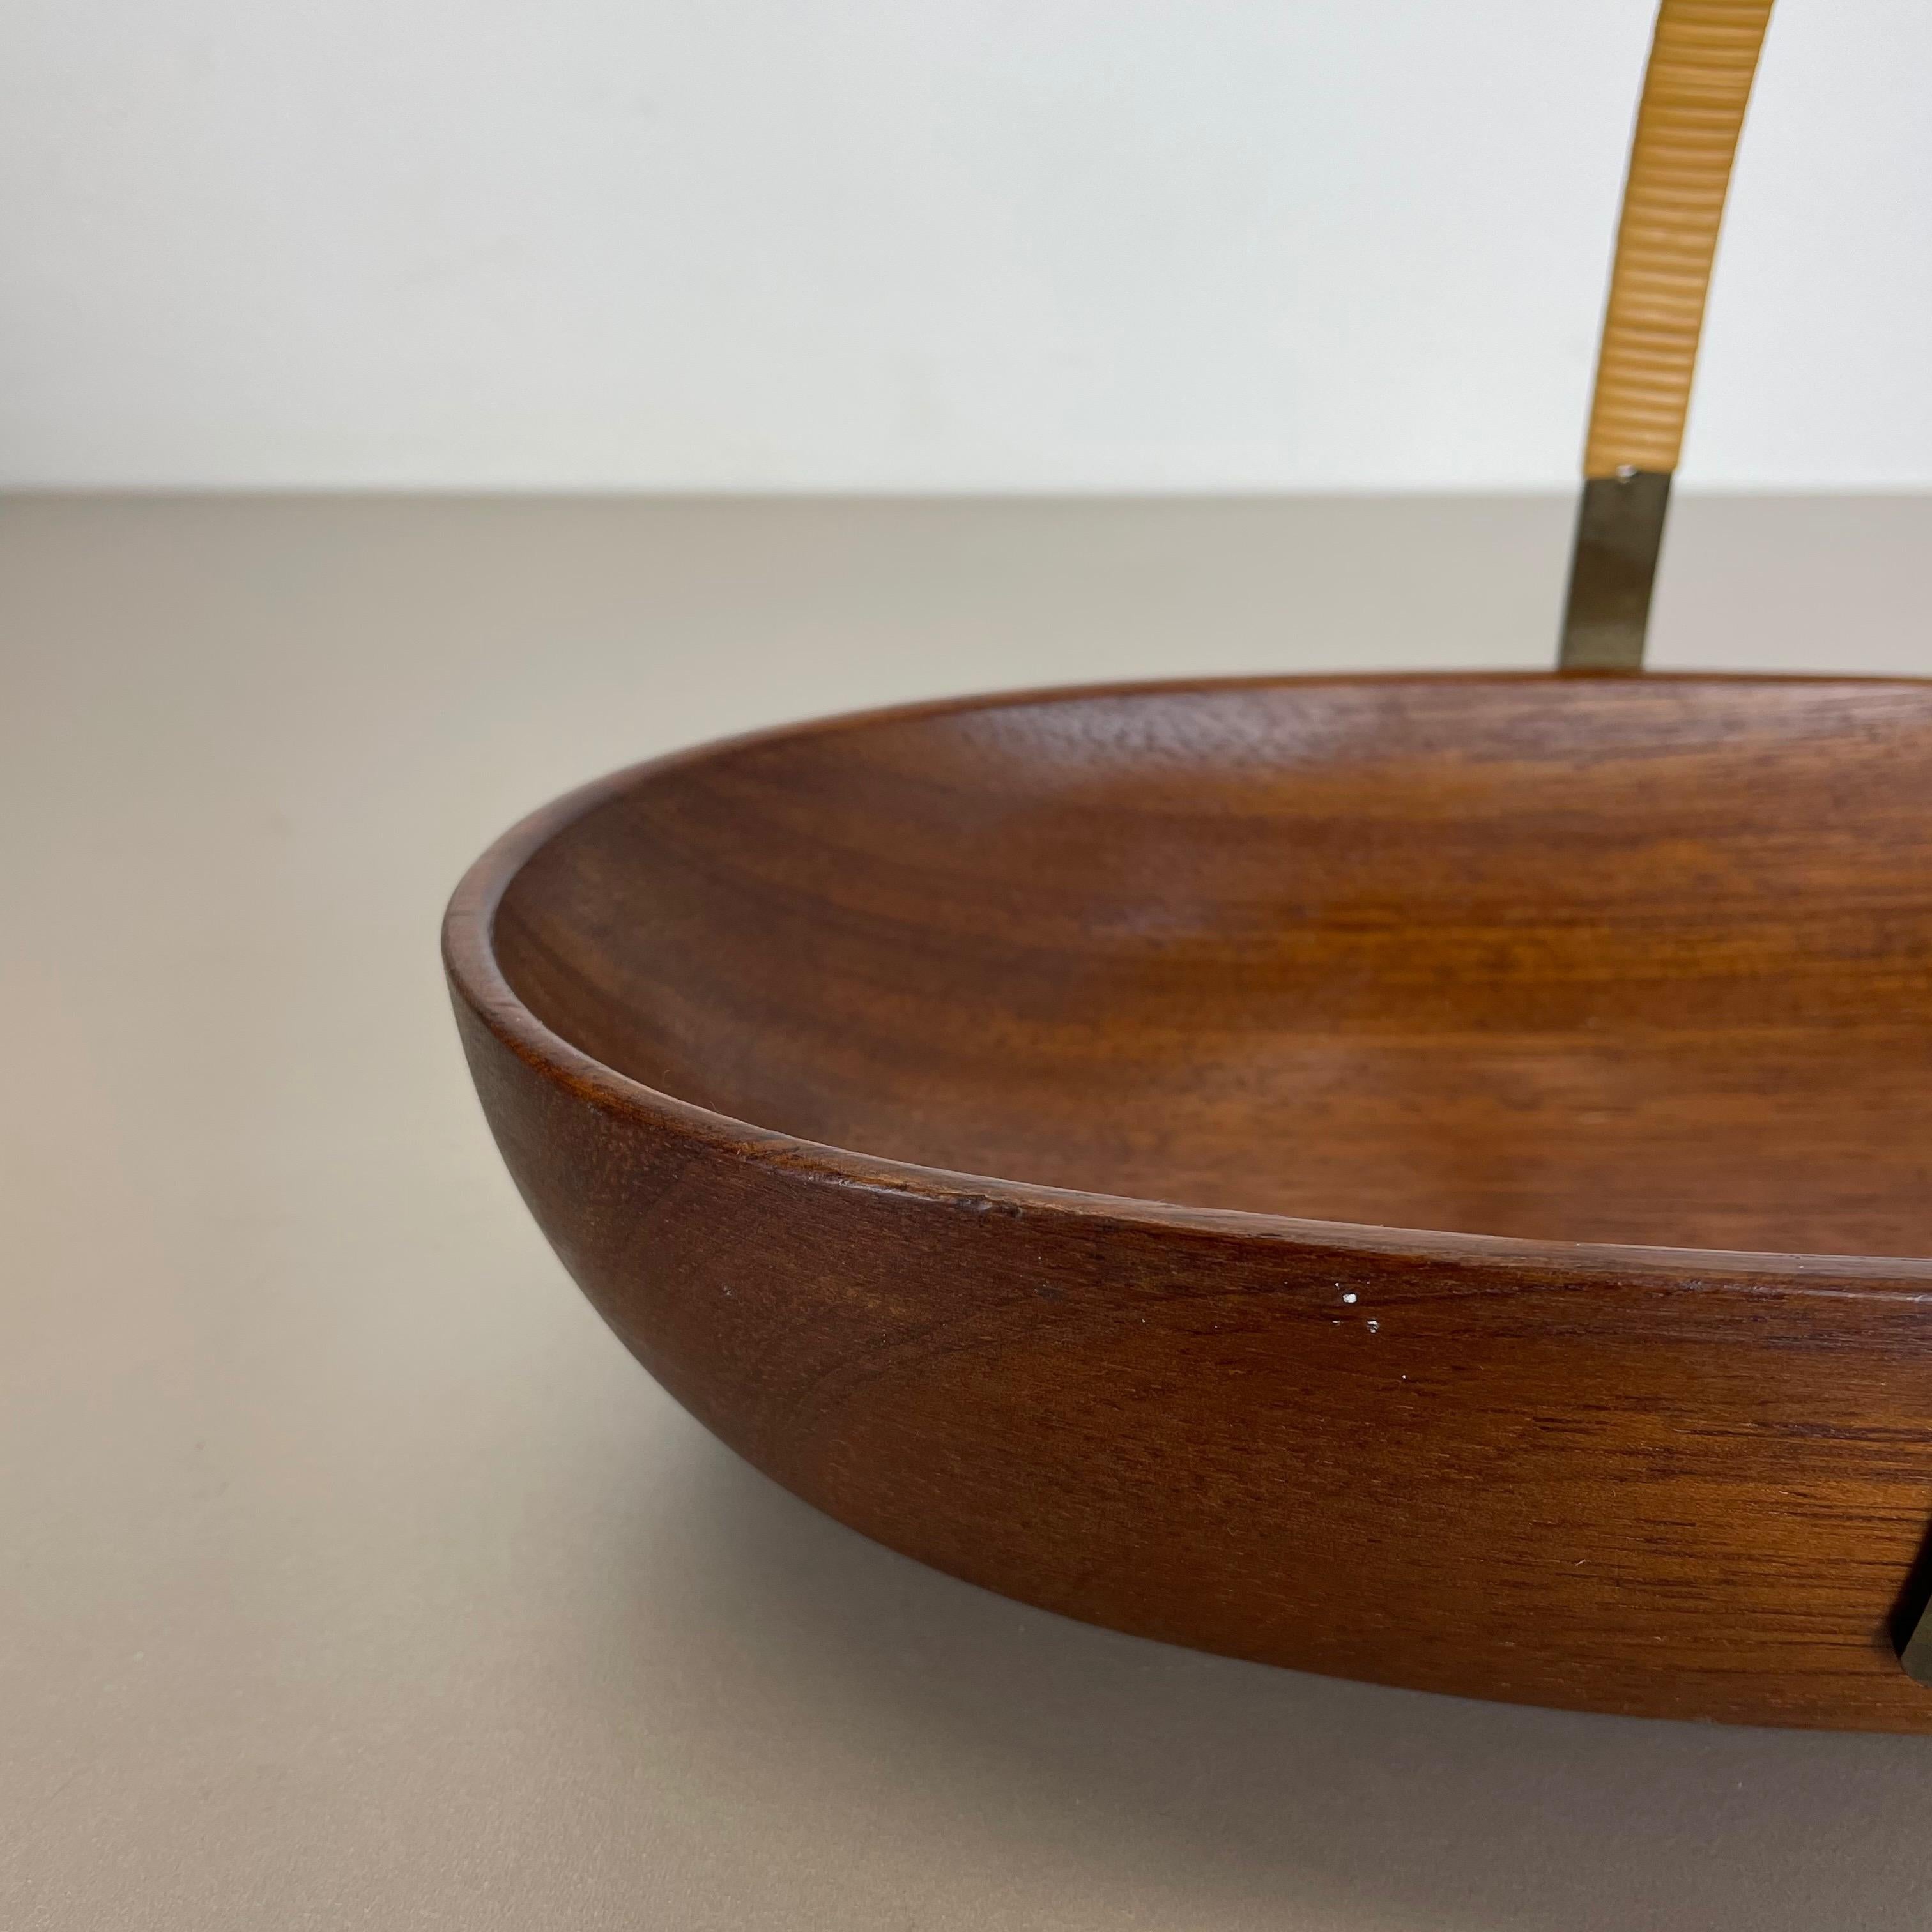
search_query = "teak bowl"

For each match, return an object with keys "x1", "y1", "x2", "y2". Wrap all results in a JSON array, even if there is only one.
[{"x1": 446, "y1": 672, "x2": 1932, "y2": 1730}]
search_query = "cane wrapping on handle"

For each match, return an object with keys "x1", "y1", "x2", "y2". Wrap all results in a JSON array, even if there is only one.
[{"x1": 1558, "y1": 0, "x2": 1775, "y2": 671}]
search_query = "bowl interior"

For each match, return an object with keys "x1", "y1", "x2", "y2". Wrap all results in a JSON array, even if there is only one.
[{"x1": 492, "y1": 675, "x2": 1932, "y2": 1256}]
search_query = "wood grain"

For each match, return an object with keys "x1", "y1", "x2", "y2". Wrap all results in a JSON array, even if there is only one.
[{"x1": 446, "y1": 673, "x2": 1932, "y2": 1729}]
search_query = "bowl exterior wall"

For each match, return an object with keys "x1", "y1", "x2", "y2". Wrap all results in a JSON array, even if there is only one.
[{"x1": 452, "y1": 977, "x2": 1932, "y2": 1732}]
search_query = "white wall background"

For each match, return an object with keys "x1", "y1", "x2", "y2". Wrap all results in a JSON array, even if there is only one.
[{"x1": 3, "y1": 0, "x2": 1928, "y2": 492}]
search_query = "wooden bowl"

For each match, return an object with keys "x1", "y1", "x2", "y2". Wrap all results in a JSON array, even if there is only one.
[{"x1": 445, "y1": 671, "x2": 1932, "y2": 1731}]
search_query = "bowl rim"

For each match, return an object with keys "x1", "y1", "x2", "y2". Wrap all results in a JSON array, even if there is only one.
[{"x1": 443, "y1": 668, "x2": 1932, "y2": 1297}]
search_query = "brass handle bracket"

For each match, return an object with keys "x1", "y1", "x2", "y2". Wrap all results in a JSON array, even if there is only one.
[{"x1": 1558, "y1": 469, "x2": 1672, "y2": 671}]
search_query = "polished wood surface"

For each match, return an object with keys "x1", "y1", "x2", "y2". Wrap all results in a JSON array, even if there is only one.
[{"x1": 446, "y1": 672, "x2": 1932, "y2": 1729}]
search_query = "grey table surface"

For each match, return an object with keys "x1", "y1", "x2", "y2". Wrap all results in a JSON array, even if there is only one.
[{"x1": 5, "y1": 491, "x2": 1932, "y2": 1931}]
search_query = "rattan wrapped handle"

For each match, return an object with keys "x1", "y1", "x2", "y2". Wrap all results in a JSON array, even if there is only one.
[
  {"x1": 1586, "y1": 0, "x2": 1775, "y2": 477},
  {"x1": 1559, "y1": 0, "x2": 1774, "y2": 671}
]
